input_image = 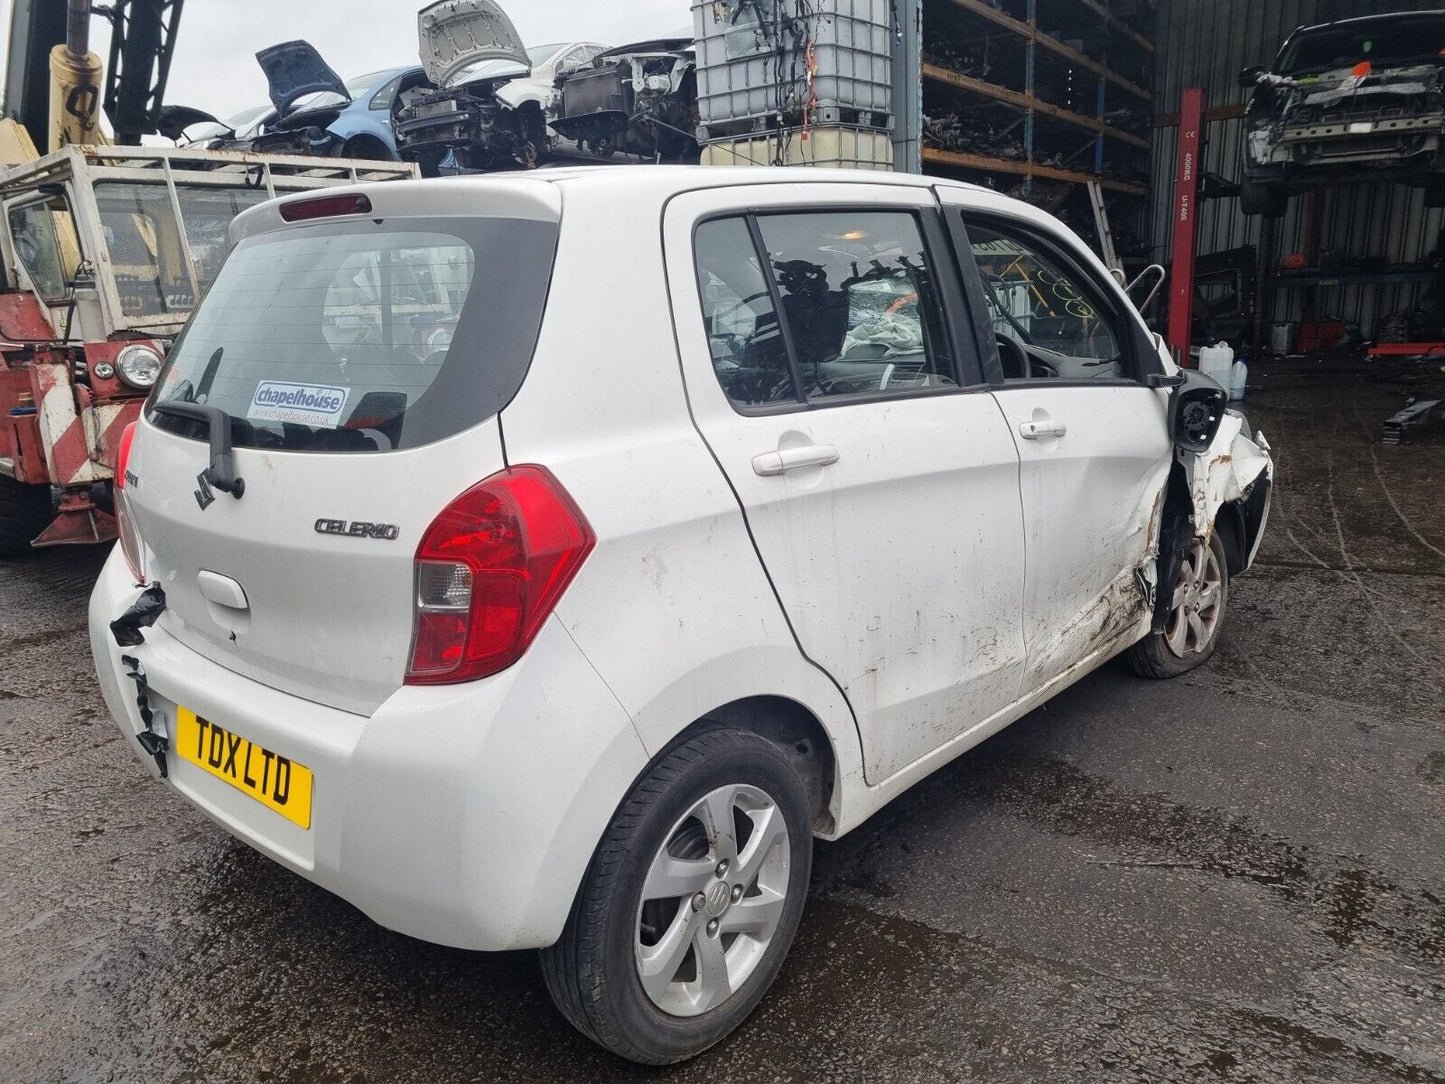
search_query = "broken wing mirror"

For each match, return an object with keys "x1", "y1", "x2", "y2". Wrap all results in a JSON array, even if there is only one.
[
  {"x1": 1238, "y1": 65, "x2": 1265, "y2": 88},
  {"x1": 1164, "y1": 370, "x2": 1228, "y2": 454}
]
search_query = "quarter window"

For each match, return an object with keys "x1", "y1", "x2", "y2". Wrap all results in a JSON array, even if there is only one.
[
  {"x1": 694, "y1": 217, "x2": 797, "y2": 408},
  {"x1": 967, "y1": 224, "x2": 1125, "y2": 380}
]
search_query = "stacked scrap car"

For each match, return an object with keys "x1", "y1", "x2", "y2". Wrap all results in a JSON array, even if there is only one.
[
  {"x1": 1239, "y1": 10, "x2": 1445, "y2": 215},
  {"x1": 394, "y1": 1, "x2": 605, "y2": 173},
  {"x1": 550, "y1": 36, "x2": 701, "y2": 164},
  {"x1": 162, "y1": 43, "x2": 430, "y2": 162}
]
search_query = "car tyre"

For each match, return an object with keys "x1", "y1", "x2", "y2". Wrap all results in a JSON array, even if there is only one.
[
  {"x1": 540, "y1": 727, "x2": 813, "y2": 1064},
  {"x1": 1239, "y1": 179, "x2": 1287, "y2": 217},
  {"x1": 1127, "y1": 530, "x2": 1229, "y2": 679},
  {"x1": 0, "y1": 477, "x2": 52, "y2": 557}
]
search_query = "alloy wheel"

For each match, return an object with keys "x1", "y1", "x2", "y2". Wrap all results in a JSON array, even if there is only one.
[
  {"x1": 634, "y1": 783, "x2": 791, "y2": 1017},
  {"x1": 1165, "y1": 537, "x2": 1224, "y2": 658}
]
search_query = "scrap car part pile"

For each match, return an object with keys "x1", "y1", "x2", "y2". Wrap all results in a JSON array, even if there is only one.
[{"x1": 392, "y1": 1, "x2": 701, "y2": 172}]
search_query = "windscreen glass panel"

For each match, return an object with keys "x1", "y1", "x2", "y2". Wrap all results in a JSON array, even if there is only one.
[
  {"x1": 96, "y1": 183, "x2": 269, "y2": 318},
  {"x1": 148, "y1": 217, "x2": 557, "y2": 453},
  {"x1": 96, "y1": 182, "x2": 194, "y2": 317},
  {"x1": 1279, "y1": 16, "x2": 1445, "y2": 74},
  {"x1": 177, "y1": 186, "x2": 270, "y2": 289}
]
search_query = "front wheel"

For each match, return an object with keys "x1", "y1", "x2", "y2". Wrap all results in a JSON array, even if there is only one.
[
  {"x1": 540, "y1": 728, "x2": 813, "y2": 1064},
  {"x1": 1127, "y1": 531, "x2": 1229, "y2": 679}
]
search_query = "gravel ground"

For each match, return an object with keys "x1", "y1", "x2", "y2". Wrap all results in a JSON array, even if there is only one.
[{"x1": 1, "y1": 361, "x2": 1442, "y2": 1083}]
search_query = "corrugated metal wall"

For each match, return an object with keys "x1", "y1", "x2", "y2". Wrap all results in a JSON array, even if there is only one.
[{"x1": 1151, "y1": 0, "x2": 1443, "y2": 337}]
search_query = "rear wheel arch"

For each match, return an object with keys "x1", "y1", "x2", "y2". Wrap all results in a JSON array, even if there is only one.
[{"x1": 662, "y1": 696, "x2": 838, "y2": 835}]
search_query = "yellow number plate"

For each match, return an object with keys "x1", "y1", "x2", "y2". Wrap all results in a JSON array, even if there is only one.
[{"x1": 175, "y1": 707, "x2": 313, "y2": 829}]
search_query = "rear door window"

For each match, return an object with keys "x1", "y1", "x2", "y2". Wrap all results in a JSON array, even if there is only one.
[
  {"x1": 693, "y1": 209, "x2": 961, "y2": 410},
  {"x1": 756, "y1": 211, "x2": 958, "y2": 401},
  {"x1": 149, "y1": 216, "x2": 558, "y2": 453}
]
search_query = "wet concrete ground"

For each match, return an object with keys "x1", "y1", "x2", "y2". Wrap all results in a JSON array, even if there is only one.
[{"x1": 1, "y1": 362, "x2": 1442, "y2": 1083}]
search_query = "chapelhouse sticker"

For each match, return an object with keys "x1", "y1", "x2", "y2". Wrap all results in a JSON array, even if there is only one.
[{"x1": 247, "y1": 381, "x2": 350, "y2": 428}]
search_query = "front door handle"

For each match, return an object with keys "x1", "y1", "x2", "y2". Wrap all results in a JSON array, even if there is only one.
[
  {"x1": 1019, "y1": 418, "x2": 1068, "y2": 440},
  {"x1": 752, "y1": 443, "x2": 840, "y2": 476}
]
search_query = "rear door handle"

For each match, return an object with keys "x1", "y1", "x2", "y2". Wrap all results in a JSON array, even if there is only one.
[
  {"x1": 1019, "y1": 419, "x2": 1068, "y2": 440},
  {"x1": 752, "y1": 444, "x2": 840, "y2": 476}
]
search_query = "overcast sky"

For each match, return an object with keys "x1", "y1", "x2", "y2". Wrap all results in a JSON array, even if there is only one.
[{"x1": 2, "y1": 1, "x2": 690, "y2": 125}]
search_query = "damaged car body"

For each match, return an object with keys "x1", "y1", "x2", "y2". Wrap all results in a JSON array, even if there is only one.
[
  {"x1": 90, "y1": 169, "x2": 1272, "y2": 1064},
  {"x1": 550, "y1": 37, "x2": 701, "y2": 163},
  {"x1": 393, "y1": 0, "x2": 548, "y2": 172},
  {"x1": 161, "y1": 45, "x2": 426, "y2": 162},
  {"x1": 1240, "y1": 11, "x2": 1445, "y2": 215}
]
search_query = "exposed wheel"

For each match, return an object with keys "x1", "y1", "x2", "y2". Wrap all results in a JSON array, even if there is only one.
[
  {"x1": 1127, "y1": 530, "x2": 1229, "y2": 679},
  {"x1": 1239, "y1": 179, "x2": 1287, "y2": 217},
  {"x1": 540, "y1": 728, "x2": 813, "y2": 1064},
  {"x1": 0, "y1": 476, "x2": 52, "y2": 557}
]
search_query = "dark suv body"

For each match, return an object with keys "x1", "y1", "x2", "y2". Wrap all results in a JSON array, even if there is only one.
[{"x1": 1239, "y1": 10, "x2": 1445, "y2": 215}]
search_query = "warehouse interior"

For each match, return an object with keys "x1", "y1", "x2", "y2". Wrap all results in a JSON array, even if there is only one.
[{"x1": 910, "y1": 0, "x2": 1445, "y2": 413}]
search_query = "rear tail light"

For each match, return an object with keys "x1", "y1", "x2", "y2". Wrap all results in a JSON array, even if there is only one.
[
  {"x1": 114, "y1": 421, "x2": 145, "y2": 584},
  {"x1": 405, "y1": 466, "x2": 594, "y2": 685}
]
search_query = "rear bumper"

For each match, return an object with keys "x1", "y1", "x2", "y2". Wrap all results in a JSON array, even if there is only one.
[{"x1": 89, "y1": 548, "x2": 647, "y2": 951}]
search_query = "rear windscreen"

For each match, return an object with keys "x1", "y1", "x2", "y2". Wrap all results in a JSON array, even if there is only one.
[{"x1": 148, "y1": 216, "x2": 558, "y2": 453}]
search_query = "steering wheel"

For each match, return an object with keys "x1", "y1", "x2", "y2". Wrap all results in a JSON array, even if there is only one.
[
  {"x1": 995, "y1": 334, "x2": 1029, "y2": 379},
  {"x1": 996, "y1": 334, "x2": 1059, "y2": 380}
]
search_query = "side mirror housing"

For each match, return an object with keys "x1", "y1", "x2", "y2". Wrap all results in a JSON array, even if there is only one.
[
  {"x1": 1239, "y1": 65, "x2": 1265, "y2": 88},
  {"x1": 1168, "y1": 370, "x2": 1228, "y2": 453}
]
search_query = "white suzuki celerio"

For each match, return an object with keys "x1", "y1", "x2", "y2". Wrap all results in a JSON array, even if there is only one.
[{"x1": 91, "y1": 167, "x2": 1272, "y2": 1064}]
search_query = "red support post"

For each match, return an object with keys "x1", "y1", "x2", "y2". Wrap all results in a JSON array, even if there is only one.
[{"x1": 1167, "y1": 86, "x2": 1205, "y2": 366}]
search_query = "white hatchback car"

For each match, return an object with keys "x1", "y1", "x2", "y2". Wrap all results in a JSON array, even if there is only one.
[{"x1": 91, "y1": 167, "x2": 1273, "y2": 1064}]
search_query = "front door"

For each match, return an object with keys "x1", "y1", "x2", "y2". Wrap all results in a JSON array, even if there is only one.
[
  {"x1": 943, "y1": 198, "x2": 1173, "y2": 691},
  {"x1": 664, "y1": 184, "x2": 1028, "y2": 784}
]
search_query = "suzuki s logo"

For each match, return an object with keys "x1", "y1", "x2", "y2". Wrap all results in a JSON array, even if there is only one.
[{"x1": 315, "y1": 519, "x2": 401, "y2": 541}]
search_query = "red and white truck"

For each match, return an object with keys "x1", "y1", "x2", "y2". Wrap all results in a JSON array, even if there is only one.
[{"x1": 0, "y1": 144, "x2": 415, "y2": 554}]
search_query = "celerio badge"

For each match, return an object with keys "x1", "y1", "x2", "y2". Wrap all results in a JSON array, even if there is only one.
[{"x1": 315, "y1": 519, "x2": 400, "y2": 540}]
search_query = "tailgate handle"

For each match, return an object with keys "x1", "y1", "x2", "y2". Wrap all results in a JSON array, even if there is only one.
[
  {"x1": 752, "y1": 444, "x2": 840, "y2": 476},
  {"x1": 198, "y1": 570, "x2": 249, "y2": 611}
]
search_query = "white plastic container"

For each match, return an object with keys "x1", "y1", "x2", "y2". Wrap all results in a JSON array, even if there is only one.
[
  {"x1": 1199, "y1": 341, "x2": 1234, "y2": 388},
  {"x1": 1230, "y1": 359, "x2": 1248, "y2": 401}
]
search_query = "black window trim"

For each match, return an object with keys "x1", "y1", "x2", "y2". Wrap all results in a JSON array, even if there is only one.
[
  {"x1": 946, "y1": 206, "x2": 1164, "y2": 391},
  {"x1": 690, "y1": 203, "x2": 994, "y2": 418}
]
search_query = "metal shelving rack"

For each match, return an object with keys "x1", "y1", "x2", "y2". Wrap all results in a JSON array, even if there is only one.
[{"x1": 918, "y1": 0, "x2": 1154, "y2": 213}]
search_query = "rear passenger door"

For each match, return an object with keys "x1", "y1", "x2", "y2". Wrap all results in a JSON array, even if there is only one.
[
  {"x1": 941, "y1": 195, "x2": 1174, "y2": 692},
  {"x1": 663, "y1": 184, "x2": 1028, "y2": 786}
]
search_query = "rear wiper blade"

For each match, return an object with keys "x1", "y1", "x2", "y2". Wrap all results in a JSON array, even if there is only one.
[{"x1": 151, "y1": 401, "x2": 246, "y2": 508}]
